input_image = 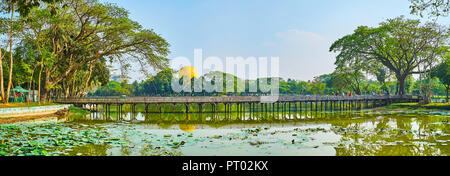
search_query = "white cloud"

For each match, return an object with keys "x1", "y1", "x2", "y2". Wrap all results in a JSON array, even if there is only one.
[
  {"x1": 264, "y1": 29, "x2": 336, "y2": 81},
  {"x1": 276, "y1": 29, "x2": 325, "y2": 42}
]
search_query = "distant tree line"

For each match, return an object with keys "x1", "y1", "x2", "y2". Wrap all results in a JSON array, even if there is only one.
[{"x1": 91, "y1": 67, "x2": 450, "y2": 101}]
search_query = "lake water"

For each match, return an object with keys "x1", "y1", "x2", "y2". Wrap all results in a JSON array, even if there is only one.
[{"x1": 55, "y1": 108, "x2": 449, "y2": 156}]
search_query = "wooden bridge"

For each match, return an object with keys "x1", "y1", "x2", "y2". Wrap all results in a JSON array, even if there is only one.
[{"x1": 56, "y1": 95, "x2": 420, "y2": 113}]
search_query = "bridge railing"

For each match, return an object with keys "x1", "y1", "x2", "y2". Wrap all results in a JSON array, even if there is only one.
[{"x1": 55, "y1": 95, "x2": 419, "y2": 104}]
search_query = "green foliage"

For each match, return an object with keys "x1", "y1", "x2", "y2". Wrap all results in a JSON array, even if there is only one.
[
  {"x1": 0, "y1": 123, "x2": 130, "y2": 156},
  {"x1": 0, "y1": 0, "x2": 60, "y2": 16},
  {"x1": 409, "y1": 0, "x2": 449, "y2": 18},
  {"x1": 8, "y1": 0, "x2": 171, "y2": 99},
  {"x1": 431, "y1": 57, "x2": 450, "y2": 101},
  {"x1": 431, "y1": 57, "x2": 450, "y2": 88},
  {"x1": 92, "y1": 69, "x2": 450, "y2": 97},
  {"x1": 330, "y1": 16, "x2": 448, "y2": 95},
  {"x1": 309, "y1": 80, "x2": 326, "y2": 95},
  {"x1": 384, "y1": 102, "x2": 450, "y2": 110},
  {"x1": 93, "y1": 81, "x2": 127, "y2": 96}
]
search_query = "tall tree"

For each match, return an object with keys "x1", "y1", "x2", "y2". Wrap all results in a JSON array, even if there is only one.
[
  {"x1": 409, "y1": 0, "x2": 449, "y2": 18},
  {"x1": 19, "y1": 0, "x2": 169, "y2": 101},
  {"x1": 431, "y1": 56, "x2": 450, "y2": 102},
  {"x1": 332, "y1": 67, "x2": 365, "y2": 95},
  {"x1": 309, "y1": 77, "x2": 326, "y2": 95},
  {"x1": 1, "y1": 0, "x2": 59, "y2": 103},
  {"x1": 330, "y1": 16, "x2": 448, "y2": 96},
  {"x1": 0, "y1": 18, "x2": 7, "y2": 102}
]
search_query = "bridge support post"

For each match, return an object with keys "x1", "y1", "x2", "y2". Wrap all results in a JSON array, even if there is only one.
[
  {"x1": 299, "y1": 102, "x2": 302, "y2": 113},
  {"x1": 274, "y1": 103, "x2": 277, "y2": 112},
  {"x1": 225, "y1": 103, "x2": 228, "y2": 113},
  {"x1": 185, "y1": 104, "x2": 189, "y2": 113},
  {"x1": 252, "y1": 103, "x2": 254, "y2": 113},
  {"x1": 294, "y1": 102, "x2": 297, "y2": 113}
]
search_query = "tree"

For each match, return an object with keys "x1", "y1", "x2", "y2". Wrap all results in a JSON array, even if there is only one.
[
  {"x1": 0, "y1": 18, "x2": 7, "y2": 102},
  {"x1": 330, "y1": 16, "x2": 449, "y2": 96},
  {"x1": 332, "y1": 67, "x2": 365, "y2": 95},
  {"x1": 93, "y1": 81, "x2": 123, "y2": 96},
  {"x1": 18, "y1": 0, "x2": 170, "y2": 101},
  {"x1": 409, "y1": 0, "x2": 449, "y2": 18},
  {"x1": 13, "y1": 41, "x2": 39, "y2": 102},
  {"x1": 139, "y1": 69, "x2": 174, "y2": 96},
  {"x1": 431, "y1": 57, "x2": 450, "y2": 102},
  {"x1": 0, "y1": 0, "x2": 60, "y2": 103},
  {"x1": 309, "y1": 78, "x2": 326, "y2": 95},
  {"x1": 330, "y1": 72, "x2": 348, "y2": 95},
  {"x1": 203, "y1": 71, "x2": 245, "y2": 94},
  {"x1": 375, "y1": 67, "x2": 388, "y2": 85},
  {"x1": 0, "y1": 0, "x2": 18, "y2": 103}
]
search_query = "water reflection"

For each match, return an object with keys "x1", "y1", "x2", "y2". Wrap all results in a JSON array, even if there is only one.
[
  {"x1": 65, "y1": 109, "x2": 449, "y2": 156},
  {"x1": 75, "y1": 108, "x2": 394, "y2": 124},
  {"x1": 179, "y1": 114, "x2": 197, "y2": 132}
]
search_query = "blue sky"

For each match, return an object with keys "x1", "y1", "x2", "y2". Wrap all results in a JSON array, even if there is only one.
[{"x1": 104, "y1": 0, "x2": 449, "y2": 81}]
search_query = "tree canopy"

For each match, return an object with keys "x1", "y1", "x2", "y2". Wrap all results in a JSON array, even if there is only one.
[
  {"x1": 16, "y1": 0, "x2": 170, "y2": 100},
  {"x1": 330, "y1": 16, "x2": 449, "y2": 95},
  {"x1": 409, "y1": 0, "x2": 449, "y2": 18},
  {"x1": 431, "y1": 56, "x2": 450, "y2": 102}
]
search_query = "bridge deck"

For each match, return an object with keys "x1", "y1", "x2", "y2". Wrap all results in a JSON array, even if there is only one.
[{"x1": 55, "y1": 95, "x2": 419, "y2": 104}]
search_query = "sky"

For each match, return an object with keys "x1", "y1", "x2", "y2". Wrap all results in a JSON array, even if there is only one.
[{"x1": 104, "y1": 0, "x2": 449, "y2": 82}]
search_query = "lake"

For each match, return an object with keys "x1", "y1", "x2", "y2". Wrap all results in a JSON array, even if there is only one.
[{"x1": 49, "y1": 107, "x2": 449, "y2": 156}]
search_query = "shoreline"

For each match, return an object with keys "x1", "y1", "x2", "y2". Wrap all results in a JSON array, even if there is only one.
[
  {"x1": 0, "y1": 106, "x2": 89, "y2": 125},
  {"x1": 379, "y1": 103, "x2": 450, "y2": 111},
  {"x1": 0, "y1": 104, "x2": 71, "y2": 118}
]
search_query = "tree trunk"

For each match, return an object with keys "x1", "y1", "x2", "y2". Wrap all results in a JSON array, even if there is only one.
[
  {"x1": 48, "y1": 90, "x2": 51, "y2": 103},
  {"x1": 41, "y1": 73, "x2": 52, "y2": 103},
  {"x1": 63, "y1": 81, "x2": 69, "y2": 98},
  {"x1": 32, "y1": 81, "x2": 35, "y2": 102},
  {"x1": 37, "y1": 54, "x2": 45, "y2": 104},
  {"x1": 422, "y1": 64, "x2": 434, "y2": 104},
  {"x1": 42, "y1": 89, "x2": 48, "y2": 103},
  {"x1": 11, "y1": 82, "x2": 16, "y2": 103},
  {"x1": 56, "y1": 89, "x2": 61, "y2": 100},
  {"x1": 0, "y1": 48, "x2": 4, "y2": 103},
  {"x1": 5, "y1": 3, "x2": 15, "y2": 104},
  {"x1": 446, "y1": 86, "x2": 449, "y2": 103},
  {"x1": 27, "y1": 70, "x2": 34, "y2": 103},
  {"x1": 397, "y1": 76, "x2": 406, "y2": 96},
  {"x1": 71, "y1": 70, "x2": 77, "y2": 97},
  {"x1": 81, "y1": 62, "x2": 94, "y2": 97}
]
